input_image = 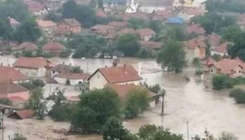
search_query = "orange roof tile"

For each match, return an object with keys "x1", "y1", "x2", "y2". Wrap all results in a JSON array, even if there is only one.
[
  {"x1": 136, "y1": 28, "x2": 156, "y2": 36},
  {"x1": 36, "y1": 19, "x2": 57, "y2": 28},
  {"x1": 0, "y1": 66, "x2": 28, "y2": 83},
  {"x1": 96, "y1": 8, "x2": 108, "y2": 18},
  {"x1": 184, "y1": 38, "x2": 207, "y2": 50},
  {"x1": 88, "y1": 64, "x2": 141, "y2": 84},
  {"x1": 42, "y1": 42, "x2": 65, "y2": 52},
  {"x1": 206, "y1": 34, "x2": 221, "y2": 47},
  {"x1": 213, "y1": 42, "x2": 232, "y2": 54},
  {"x1": 8, "y1": 110, "x2": 34, "y2": 119},
  {"x1": 13, "y1": 57, "x2": 52, "y2": 69},
  {"x1": 107, "y1": 21, "x2": 128, "y2": 28},
  {"x1": 13, "y1": 42, "x2": 38, "y2": 51},
  {"x1": 186, "y1": 23, "x2": 205, "y2": 34},
  {"x1": 0, "y1": 82, "x2": 28, "y2": 94}
]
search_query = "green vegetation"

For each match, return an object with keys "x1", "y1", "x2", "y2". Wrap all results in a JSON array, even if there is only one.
[
  {"x1": 12, "y1": 133, "x2": 27, "y2": 140},
  {"x1": 59, "y1": 49, "x2": 71, "y2": 58},
  {"x1": 47, "y1": 88, "x2": 74, "y2": 121},
  {"x1": 205, "y1": 0, "x2": 245, "y2": 13},
  {"x1": 70, "y1": 88, "x2": 121, "y2": 134},
  {"x1": 116, "y1": 33, "x2": 140, "y2": 57},
  {"x1": 71, "y1": 66, "x2": 83, "y2": 73},
  {"x1": 228, "y1": 32, "x2": 245, "y2": 61},
  {"x1": 20, "y1": 79, "x2": 45, "y2": 90},
  {"x1": 144, "y1": 83, "x2": 161, "y2": 93},
  {"x1": 229, "y1": 88, "x2": 245, "y2": 104},
  {"x1": 191, "y1": 13, "x2": 237, "y2": 34},
  {"x1": 212, "y1": 74, "x2": 233, "y2": 90},
  {"x1": 156, "y1": 40, "x2": 187, "y2": 73},
  {"x1": 25, "y1": 88, "x2": 47, "y2": 120},
  {"x1": 0, "y1": 98, "x2": 12, "y2": 106},
  {"x1": 124, "y1": 88, "x2": 150, "y2": 119}
]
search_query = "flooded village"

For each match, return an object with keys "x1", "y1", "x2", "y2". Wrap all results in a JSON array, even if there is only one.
[{"x1": 0, "y1": 0, "x2": 244, "y2": 139}]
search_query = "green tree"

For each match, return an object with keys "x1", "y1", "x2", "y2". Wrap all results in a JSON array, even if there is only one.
[
  {"x1": 71, "y1": 66, "x2": 83, "y2": 73},
  {"x1": 138, "y1": 125, "x2": 183, "y2": 140},
  {"x1": 156, "y1": 40, "x2": 186, "y2": 73},
  {"x1": 218, "y1": 132, "x2": 238, "y2": 140},
  {"x1": 103, "y1": 117, "x2": 135, "y2": 140},
  {"x1": 164, "y1": 25, "x2": 187, "y2": 41},
  {"x1": 116, "y1": 33, "x2": 140, "y2": 57},
  {"x1": 0, "y1": 98, "x2": 12, "y2": 106},
  {"x1": 12, "y1": 133, "x2": 27, "y2": 140},
  {"x1": 13, "y1": 19, "x2": 42, "y2": 43},
  {"x1": 128, "y1": 18, "x2": 148, "y2": 29},
  {"x1": 205, "y1": 0, "x2": 245, "y2": 13},
  {"x1": 26, "y1": 88, "x2": 47, "y2": 120},
  {"x1": 228, "y1": 32, "x2": 245, "y2": 61},
  {"x1": 0, "y1": 19, "x2": 13, "y2": 40},
  {"x1": 229, "y1": 88, "x2": 245, "y2": 104},
  {"x1": 124, "y1": 87, "x2": 149, "y2": 119},
  {"x1": 20, "y1": 79, "x2": 45, "y2": 90},
  {"x1": 212, "y1": 74, "x2": 233, "y2": 90},
  {"x1": 221, "y1": 25, "x2": 243, "y2": 42},
  {"x1": 44, "y1": 11, "x2": 63, "y2": 23},
  {"x1": 70, "y1": 88, "x2": 121, "y2": 134}
]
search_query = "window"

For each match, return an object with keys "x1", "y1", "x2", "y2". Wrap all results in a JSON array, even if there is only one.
[
  {"x1": 210, "y1": 69, "x2": 213, "y2": 72},
  {"x1": 239, "y1": 70, "x2": 242, "y2": 73}
]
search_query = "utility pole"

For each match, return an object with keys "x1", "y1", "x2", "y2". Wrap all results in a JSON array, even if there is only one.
[
  {"x1": 2, "y1": 118, "x2": 4, "y2": 140},
  {"x1": 160, "y1": 89, "x2": 166, "y2": 116},
  {"x1": 187, "y1": 121, "x2": 189, "y2": 140}
]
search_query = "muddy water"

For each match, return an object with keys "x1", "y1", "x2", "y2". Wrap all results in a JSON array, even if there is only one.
[{"x1": 1, "y1": 56, "x2": 245, "y2": 139}]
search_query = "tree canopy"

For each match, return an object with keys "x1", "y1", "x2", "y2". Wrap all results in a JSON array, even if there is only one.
[
  {"x1": 205, "y1": 0, "x2": 245, "y2": 13},
  {"x1": 116, "y1": 33, "x2": 140, "y2": 57},
  {"x1": 228, "y1": 32, "x2": 245, "y2": 61},
  {"x1": 70, "y1": 88, "x2": 121, "y2": 133},
  {"x1": 156, "y1": 40, "x2": 186, "y2": 73}
]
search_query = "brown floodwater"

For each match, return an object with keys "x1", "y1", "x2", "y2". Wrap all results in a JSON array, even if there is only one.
[{"x1": 1, "y1": 56, "x2": 245, "y2": 139}]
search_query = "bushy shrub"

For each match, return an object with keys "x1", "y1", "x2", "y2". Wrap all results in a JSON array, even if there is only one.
[
  {"x1": 229, "y1": 88, "x2": 245, "y2": 104},
  {"x1": 212, "y1": 74, "x2": 233, "y2": 90}
]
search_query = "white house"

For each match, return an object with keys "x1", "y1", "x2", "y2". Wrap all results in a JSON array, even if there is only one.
[
  {"x1": 54, "y1": 72, "x2": 90, "y2": 85},
  {"x1": 178, "y1": 7, "x2": 205, "y2": 21},
  {"x1": 137, "y1": 0, "x2": 171, "y2": 13},
  {"x1": 88, "y1": 64, "x2": 141, "y2": 90},
  {"x1": 13, "y1": 57, "x2": 52, "y2": 78}
]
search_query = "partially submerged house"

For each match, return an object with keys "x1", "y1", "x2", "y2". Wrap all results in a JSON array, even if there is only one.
[
  {"x1": 8, "y1": 110, "x2": 34, "y2": 119},
  {"x1": 88, "y1": 64, "x2": 141, "y2": 90},
  {"x1": 12, "y1": 42, "x2": 38, "y2": 55},
  {"x1": 42, "y1": 42, "x2": 65, "y2": 55},
  {"x1": 13, "y1": 57, "x2": 52, "y2": 78},
  {"x1": 54, "y1": 72, "x2": 90, "y2": 86},
  {"x1": 56, "y1": 18, "x2": 81, "y2": 35}
]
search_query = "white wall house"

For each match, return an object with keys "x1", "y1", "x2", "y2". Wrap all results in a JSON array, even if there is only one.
[
  {"x1": 13, "y1": 57, "x2": 52, "y2": 78},
  {"x1": 54, "y1": 73, "x2": 90, "y2": 86},
  {"x1": 88, "y1": 64, "x2": 141, "y2": 90}
]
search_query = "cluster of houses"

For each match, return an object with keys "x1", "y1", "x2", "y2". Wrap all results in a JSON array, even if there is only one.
[{"x1": 0, "y1": 56, "x2": 156, "y2": 112}]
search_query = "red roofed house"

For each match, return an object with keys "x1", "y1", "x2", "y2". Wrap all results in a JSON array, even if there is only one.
[
  {"x1": 42, "y1": 42, "x2": 65, "y2": 55},
  {"x1": 107, "y1": 21, "x2": 128, "y2": 29},
  {"x1": 206, "y1": 34, "x2": 221, "y2": 48},
  {"x1": 88, "y1": 64, "x2": 141, "y2": 90},
  {"x1": 136, "y1": 28, "x2": 156, "y2": 41},
  {"x1": 186, "y1": 23, "x2": 205, "y2": 35},
  {"x1": 184, "y1": 38, "x2": 207, "y2": 63},
  {"x1": 178, "y1": 7, "x2": 206, "y2": 21},
  {"x1": 56, "y1": 18, "x2": 81, "y2": 35},
  {"x1": 54, "y1": 72, "x2": 90, "y2": 86},
  {"x1": 8, "y1": 110, "x2": 34, "y2": 119},
  {"x1": 24, "y1": 0, "x2": 48, "y2": 16},
  {"x1": 36, "y1": 19, "x2": 57, "y2": 34},
  {"x1": 13, "y1": 57, "x2": 52, "y2": 78},
  {"x1": 0, "y1": 82, "x2": 30, "y2": 101},
  {"x1": 90, "y1": 25, "x2": 115, "y2": 36},
  {"x1": 211, "y1": 42, "x2": 232, "y2": 56},
  {"x1": 0, "y1": 65, "x2": 28, "y2": 84},
  {"x1": 204, "y1": 58, "x2": 245, "y2": 82},
  {"x1": 12, "y1": 42, "x2": 38, "y2": 55}
]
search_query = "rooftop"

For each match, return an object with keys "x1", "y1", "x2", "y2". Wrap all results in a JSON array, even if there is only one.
[
  {"x1": 55, "y1": 72, "x2": 90, "y2": 80},
  {"x1": 51, "y1": 63, "x2": 73, "y2": 73},
  {"x1": 36, "y1": 19, "x2": 57, "y2": 28},
  {"x1": 63, "y1": 18, "x2": 81, "y2": 27},
  {"x1": 184, "y1": 38, "x2": 207, "y2": 50},
  {"x1": 13, "y1": 42, "x2": 38, "y2": 51},
  {"x1": 136, "y1": 28, "x2": 156, "y2": 36},
  {"x1": 88, "y1": 64, "x2": 141, "y2": 84},
  {"x1": 0, "y1": 82, "x2": 28, "y2": 94},
  {"x1": 0, "y1": 66, "x2": 28, "y2": 83},
  {"x1": 213, "y1": 42, "x2": 232, "y2": 54},
  {"x1": 13, "y1": 57, "x2": 52, "y2": 69},
  {"x1": 186, "y1": 23, "x2": 205, "y2": 35},
  {"x1": 42, "y1": 42, "x2": 65, "y2": 52}
]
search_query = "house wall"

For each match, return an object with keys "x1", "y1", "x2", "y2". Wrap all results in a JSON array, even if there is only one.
[
  {"x1": 141, "y1": 35, "x2": 154, "y2": 41},
  {"x1": 8, "y1": 91, "x2": 30, "y2": 100},
  {"x1": 209, "y1": 65, "x2": 218, "y2": 74},
  {"x1": 89, "y1": 71, "x2": 108, "y2": 90},
  {"x1": 211, "y1": 51, "x2": 227, "y2": 57},
  {"x1": 231, "y1": 67, "x2": 243, "y2": 78},
  {"x1": 14, "y1": 67, "x2": 46, "y2": 78},
  {"x1": 138, "y1": 6, "x2": 165, "y2": 13},
  {"x1": 185, "y1": 48, "x2": 195, "y2": 63},
  {"x1": 56, "y1": 23, "x2": 71, "y2": 33},
  {"x1": 71, "y1": 26, "x2": 81, "y2": 33},
  {"x1": 54, "y1": 77, "x2": 84, "y2": 85},
  {"x1": 33, "y1": 9, "x2": 48, "y2": 16}
]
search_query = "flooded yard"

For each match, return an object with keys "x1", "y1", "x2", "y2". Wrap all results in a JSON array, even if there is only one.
[{"x1": 0, "y1": 56, "x2": 245, "y2": 139}]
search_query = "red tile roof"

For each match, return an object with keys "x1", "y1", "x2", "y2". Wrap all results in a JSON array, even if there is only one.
[
  {"x1": 182, "y1": 7, "x2": 205, "y2": 16},
  {"x1": 213, "y1": 42, "x2": 232, "y2": 54},
  {"x1": 36, "y1": 19, "x2": 57, "y2": 28},
  {"x1": 0, "y1": 82, "x2": 29, "y2": 94},
  {"x1": 107, "y1": 21, "x2": 128, "y2": 28},
  {"x1": 210, "y1": 58, "x2": 245, "y2": 75},
  {"x1": 42, "y1": 42, "x2": 65, "y2": 52},
  {"x1": 63, "y1": 18, "x2": 81, "y2": 27},
  {"x1": 206, "y1": 34, "x2": 221, "y2": 47},
  {"x1": 9, "y1": 110, "x2": 34, "y2": 119},
  {"x1": 7, "y1": 96, "x2": 27, "y2": 103},
  {"x1": 136, "y1": 28, "x2": 156, "y2": 36},
  {"x1": 186, "y1": 23, "x2": 205, "y2": 35},
  {"x1": 0, "y1": 66, "x2": 27, "y2": 83},
  {"x1": 13, "y1": 42, "x2": 38, "y2": 51},
  {"x1": 25, "y1": 1, "x2": 46, "y2": 12},
  {"x1": 184, "y1": 38, "x2": 207, "y2": 50},
  {"x1": 117, "y1": 28, "x2": 137, "y2": 36},
  {"x1": 140, "y1": 41, "x2": 163, "y2": 50},
  {"x1": 203, "y1": 57, "x2": 216, "y2": 66},
  {"x1": 88, "y1": 64, "x2": 141, "y2": 84},
  {"x1": 13, "y1": 57, "x2": 52, "y2": 69},
  {"x1": 55, "y1": 72, "x2": 90, "y2": 80},
  {"x1": 90, "y1": 25, "x2": 114, "y2": 35}
]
